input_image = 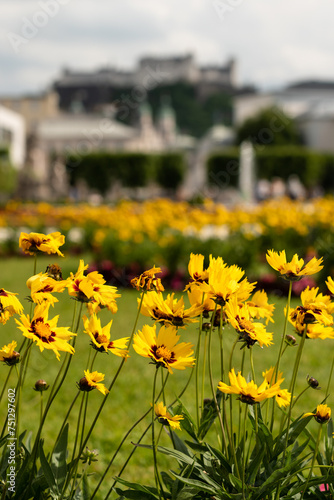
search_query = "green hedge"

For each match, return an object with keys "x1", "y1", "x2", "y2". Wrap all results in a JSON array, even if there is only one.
[
  {"x1": 66, "y1": 152, "x2": 185, "y2": 194},
  {"x1": 207, "y1": 146, "x2": 334, "y2": 191},
  {"x1": 0, "y1": 148, "x2": 17, "y2": 195},
  {"x1": 207, "y1": 148, "x2": 240, "y2": 189}
]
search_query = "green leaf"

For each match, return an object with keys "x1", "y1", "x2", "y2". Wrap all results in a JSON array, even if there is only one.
[
  {"x1": 52, "y1": 423, "x2": 68, "y2": 492},
  {"x1": 39, "y1": 441, "x2": 59, "y2": 497},
  {"x1": 170, "y1": 472, "x2": 220, "y2": 495},
  {"x1": 274, "y1": 414, "x2": 311, "y2": 457},
  {"x1": 170, "y1": 431, "x2": 191, "y2": 456},
  {"x1": 198, "y1": 391, "x2": 222, "y2": 440},
  {"x1": 228, "y1": 473, "x2": 243, "y2": 491},
  {"x1": 158, "y1": 446, "x2": 198, "y2": 468},
  {"x1": 82, "y1": 473, "x2": 90, "y2": 500},
  {"x1": 114, "y1": 477, "x2": 160, "y2": 498}
]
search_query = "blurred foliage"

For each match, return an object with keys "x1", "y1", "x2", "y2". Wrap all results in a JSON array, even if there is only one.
[{"x1": 236, "y1": 107, "x2": 302, "y2": 146}]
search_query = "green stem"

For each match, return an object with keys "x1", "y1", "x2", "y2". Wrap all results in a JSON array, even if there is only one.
[
  {"x1": 292, "y1": 385, "x2": 310, "y2": 409},
  {"x1": 152, "y1": 367, "x2": 163, "y2": 500},
  {"x1": 270, "y1": 280, "x2": 292, "y2": 432},
  {"x1": 228, "y1": 337, "x2": 239, "y2": 443},
  {"x1": 242, "y1": 404, "x2": 248, "y2": 500},
  {"x1": 237, "y1": 350, "x2": 246, "y2": 444},
  {"x1": 282, "y1": 324, "x2": 308, "y2": 459},
  {"x1": 249, "y1": 349, "x2": 258, "y2": 438},
  {"x1": 200, "y1": 330, "x2": 208, "y2": 419},
  {"x1": 101, "y1": 373, "x2": 170, "y2": 500},
  {"x1": 301, "y1": 424, "x2": 322, "y2": 500},
  {"x1": 208, "y1": 306, "x2": 238, "y2": 475},
  {"x1": 325, "y1": 356, "x2": 334, "y2": 398},
  {"x1": 195, "y1": 324, "x2": 202, "y2": 429}
]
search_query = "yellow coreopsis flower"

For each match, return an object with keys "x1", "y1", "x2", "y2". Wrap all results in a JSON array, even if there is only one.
[
  {"x1": 154, "y1": 402, "x2": 183, "y2": 430},
  {"x1": 140, "y1": 291, "x2": 203, "y2": 328},
  {"x1": 288, "y1": 286, "x2": 334, "y2": 337},
  {"x1": 262, "y1": 367, "x2": 291, "y2": 408},
  {"x1": 0, "y1": 289, "x2": 23, "y2": 325},
  {"x1": 19, "y1": 231, "x2": 65, "y2": 257},
  {"x1": 77, "y1": 370, "x2": 109, "y2": 395},
  {"x1": 225, "y1": 297, "x2": 273, "y2": 348},
  {"x1": 326, "y1": 276, "x2": 334, "y2": 296},
  {"x1": 131, "y1": 266, "x2": 164, "y2": 292},
  {"x1": 15, "y1": 303, "x2": 76, "y2": 360},
  {"x1": 290, "y1": 320, "x2": 334, "y2": 340},
  {"x1": 184, "y1": 253, "x2": 209, "y2": 291},
  {"x1": 83, "y1": 314, "x2": 129, "y2": 357},
  {"x1": 304, "y1": 404, "x2": 331, "y2": 423},
  {"x1": 266, "y1": 250, "x2": 323, "y2": 281},
  {"x1": 66, "y1": 259, "x2": 120, "y2": 312},
  {"x1": 0, "y1": 340, "x2": 20, "y2": 366},
  {"x1": 27, "y1": 272, "x2": 67, "y2": 305},
  {"x1": 187, "y1": 287, "x2": 215, "y2": 315},
  {"x1": 246, "y1": 290, "x2": 275, "y2": 324},
  {"x1": 133, "y1": 324, "x2": 195, "y2": 374},
  {"x1": 199, "y1": 257, "x2": 256, "y2": 305},
  {"x1": 218, "y1": 368, "x2": 283, "y2": 405}
]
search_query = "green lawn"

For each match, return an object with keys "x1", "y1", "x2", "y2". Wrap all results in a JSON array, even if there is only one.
[{"x1": 0, "y1": 255, "x2": 333, "y2": 499}]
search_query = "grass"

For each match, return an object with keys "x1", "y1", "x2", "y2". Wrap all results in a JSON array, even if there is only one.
[{"x1": 0, "y1": 254, "x2": 333, "y2": 499}]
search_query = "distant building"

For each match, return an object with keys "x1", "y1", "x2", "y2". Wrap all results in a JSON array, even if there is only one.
[
  {"x1": 53, "y1": 54, "x2": 238, "y2": 112},
  {"x1": 0, "y1": 90, "x2": 59, "y2": 134},
  {"x1": 0, "y1": 104, "x2": 25, "y2": 168},
  {"x1": 29, "y1": 101, "x2": 197, "y2": 200},
  {"x1": 234, "y1": 80, "x2": 334, "y2": 153}
]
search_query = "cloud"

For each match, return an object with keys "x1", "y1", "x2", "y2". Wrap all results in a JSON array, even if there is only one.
[{"x1": 1, "y1": 0, "x2": 334, "y2": 94}]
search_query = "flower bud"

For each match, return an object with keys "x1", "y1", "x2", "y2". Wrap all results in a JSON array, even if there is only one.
[
  {"x1": 307, "y1": 375, "x2": 321, "y2": 390},
  {"x1": 77, "y1": 377, "x2": 94, "y2": 392},
  {"x1": 34, "y1": 379, "x2": 49, "y2": 392},
  {"x1": 80, "y1": 447, "x2": 99, "y2": 465},
  {"x1": 4, "y1": 351, "x2": 20, "y2": 366},
  {"x1": 202, "y1": 322, "x2": 211, "y2": 332},
  {"x1": 285, "y1": 334, "x2": 297, "y2": 346},
  {"x1": 46, "y1": 264, "x2": 63, "y2": 281}
]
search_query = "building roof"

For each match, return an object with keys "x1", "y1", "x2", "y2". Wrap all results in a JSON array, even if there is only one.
[{"x1": 37, "y1": 114, "x2": 136, "y2": 141}]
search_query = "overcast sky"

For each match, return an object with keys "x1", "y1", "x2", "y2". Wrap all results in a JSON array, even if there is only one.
[{"x1": 1, "y1": 0, "x2": 334, "y2": 95}]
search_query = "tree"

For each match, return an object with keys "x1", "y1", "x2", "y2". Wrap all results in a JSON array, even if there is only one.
[{"x1": 236, "y1": 107, "x2": 302, "y2": 147}]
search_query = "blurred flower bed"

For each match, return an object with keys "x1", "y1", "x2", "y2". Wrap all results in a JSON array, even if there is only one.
[{"x1": 1, "y1": 197, "x2": 334, "y2": 291}]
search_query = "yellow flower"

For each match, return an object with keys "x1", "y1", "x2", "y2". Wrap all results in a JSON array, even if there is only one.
[
  {"x1": 133, "y1": 324, "x2": 195, "y2": 374},
  {"x1": 199, "y1": 257, "x2": 256, "y2": 305},
  {"x1": 154, "y1": 402, "x2": 183, "y2": 430},
  {"x1": 304, "y1": 404, "x2": 331, "y2": 423},
  {"x1": 0, "y1": 289, "x2": 23, "y2": 325},
  {"x1": 326, "y1": 276, "x2": 334, "y2": 295},
  {"x1": 262, "y1": 367, "x2": 291, "y2": 408},
  {"x1": 225, "y1": 298, "x2": 273, "y2": 348},
  {"x1": 131, "y1": 266, "x2": 164, "y2": 292},
  {"x1": 184, "y1": 253, "x2": 209, "y2": 291},
  {"x1": 15, "y1": 303, "x2": 76, "y2": 360},
  {"x1": 19, "y1": 231, "x2": 65, "y2": 257},
  {"x1": 27, "y1": 272, "x2": 66, "y2": 305},
  {"x1": 218, "y1": 368, "x2": 283, "y2": 405},
  {"x1": 67, "y1": 260, "x2": 120, "y2": 312},
  {"x1": 266, "y1": 250, "x2": 323, "y2": 281},
  {"x1": 83, "y1": 314, "x2": 129, "y2": 357},
  {"x1": 187, "y1": 287, "x2": 215, "y2": 315},
  {"x1": 290, "y1": 321, "x2": 334, "y2": 340},
  {"x1": 77, "y1": 370, "x2": 109, "y2": 395},
  {"x1": 140, "y1": 291, "x2": 202, "y2": 328},
  {"x1": 288, "y1": 286, "x2": 334, "y2": 337},
  {"x1": 0, "y1": 340, "x2": 20, "y2": 366},
  {"x1": 246, "y1": 290, "x2": 275, "y2": 324}
]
